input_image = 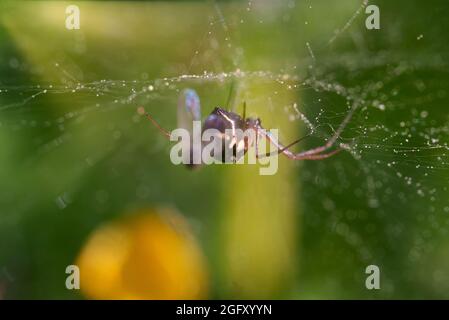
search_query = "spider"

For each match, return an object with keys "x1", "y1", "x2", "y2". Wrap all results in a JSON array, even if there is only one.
[{"x1": 138, "y1": 88, "x2": 352, "y2": 168}]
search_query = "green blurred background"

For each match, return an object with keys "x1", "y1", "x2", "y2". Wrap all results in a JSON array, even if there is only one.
[{"x1": 0, "y1": 0, "x2": 449, "y2": 299}]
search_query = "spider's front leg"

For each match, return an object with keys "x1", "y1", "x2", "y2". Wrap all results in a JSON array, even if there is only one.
[
  {"x1": 138, "y1": 88, "x2": 202, "y2": 139},
  {"x1": 255, "y1": 126, "x2": 342, "y2": 161},
  {"x1": 255, "y1": 102, "x2": 359, "y2": 160}
]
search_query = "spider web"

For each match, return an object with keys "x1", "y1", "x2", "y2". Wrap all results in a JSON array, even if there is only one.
[{"x1": 0, "y1": 0, "x2": 448, "y2": 298}]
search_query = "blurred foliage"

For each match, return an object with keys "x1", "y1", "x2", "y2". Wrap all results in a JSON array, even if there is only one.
[{"x1": 0, "y1": 0, "x2": 448, "y2": 299}]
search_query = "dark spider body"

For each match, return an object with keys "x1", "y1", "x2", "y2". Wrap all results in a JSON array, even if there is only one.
[{"x1": 202, "y1": 107, "x2": 261, "y2": 165}]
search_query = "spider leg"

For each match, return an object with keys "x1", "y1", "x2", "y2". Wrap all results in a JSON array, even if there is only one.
[
  {"x1": 255, "y1": 102, "x2": 358, "y2": 160},
  {"x1": 293, "y1": 102, "x2": 358, "y2": 157},
  {"x1": 226, "y1": 81, "x2": 235, "y2": 110},
  {"x1": 256, "y1": 127, "x2": 342, "y2": 160},
  {"x1": 255, "y1": 126, "x2": 259, "y2": 156},
  {"x1": 242, "y1": 101, "x2": 246, "y2": 121},
  {"x1": 293, "y1": 148, "x2": 342, "y2": 160},
  {"x1": 256, "y1": 134, "x2": 311, "y2": 159},
  {"x1": 138, "y1": 107, "x2": 171, "y2": 139}
]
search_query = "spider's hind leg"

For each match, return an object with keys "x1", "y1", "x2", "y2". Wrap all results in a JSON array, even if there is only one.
[{"x1": 138, "y1": 107, "x2": 171, "y2": 139}]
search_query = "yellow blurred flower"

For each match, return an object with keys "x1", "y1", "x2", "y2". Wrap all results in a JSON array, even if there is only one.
[{"x1": 76, "y1": 208, "x2": 208, "y2": 300}]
